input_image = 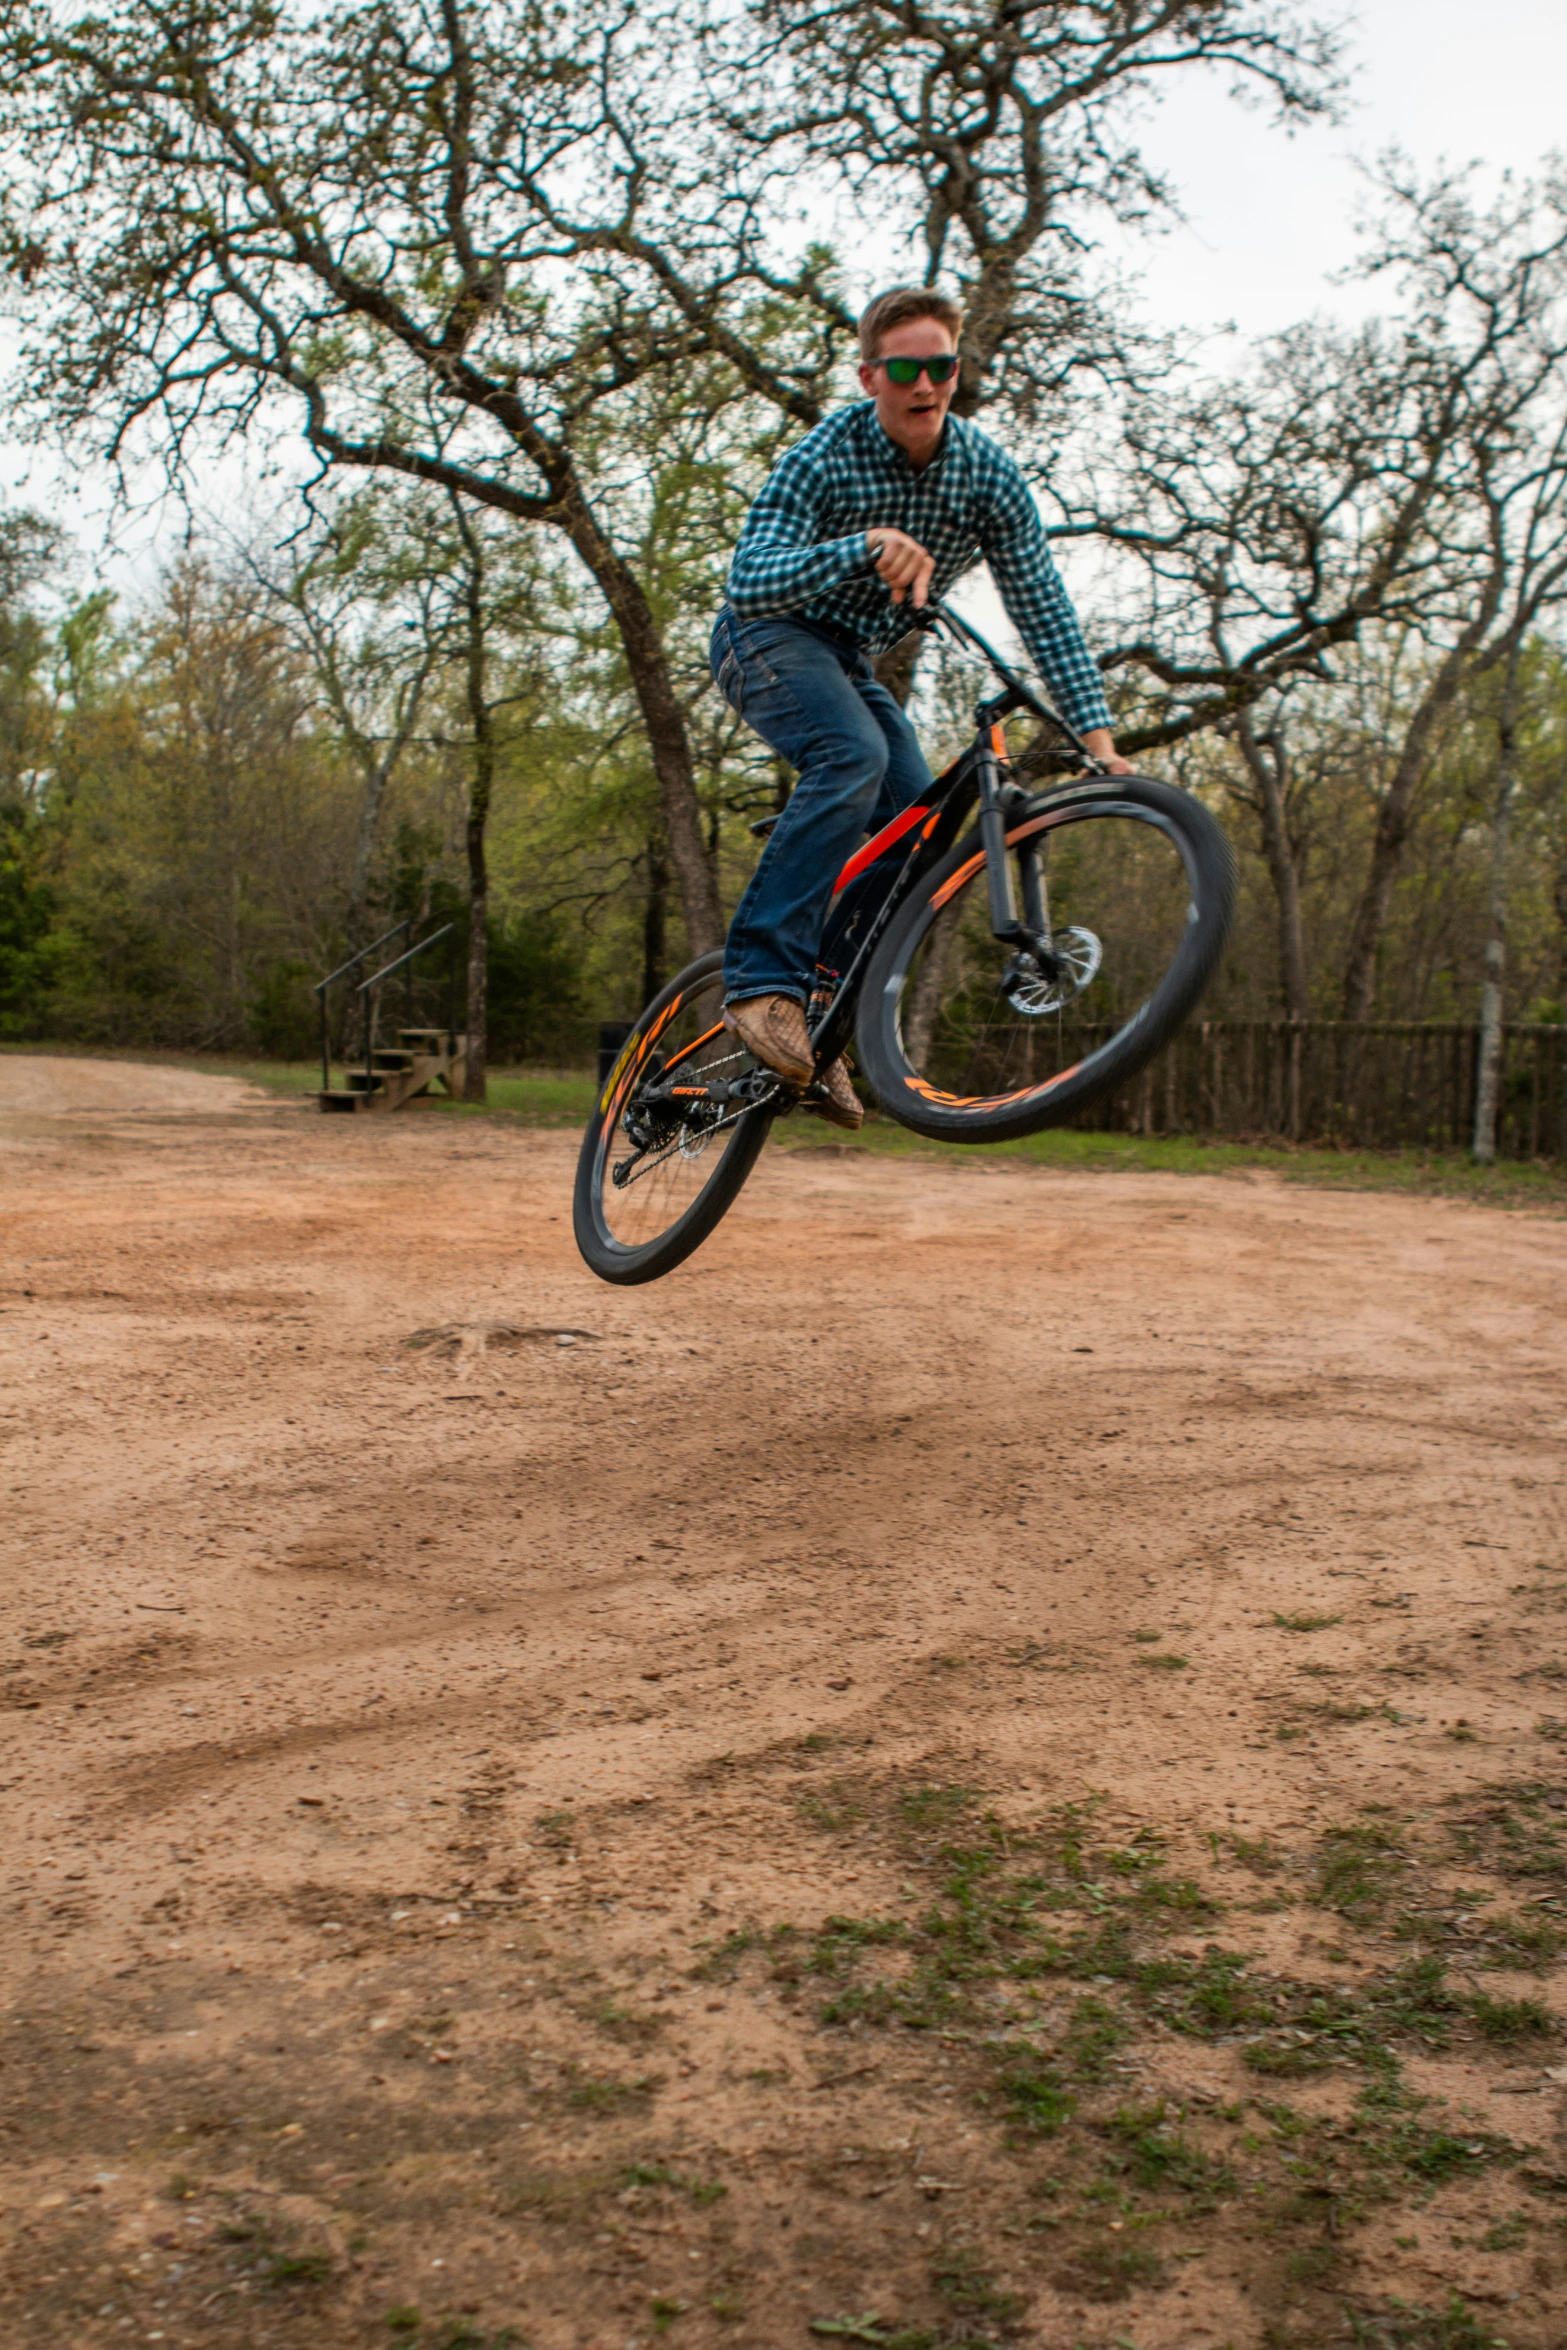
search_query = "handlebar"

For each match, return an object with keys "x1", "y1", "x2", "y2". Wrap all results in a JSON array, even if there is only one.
[{"x1": 912, "y1": 600, "x2": 1108, "y2": 776}]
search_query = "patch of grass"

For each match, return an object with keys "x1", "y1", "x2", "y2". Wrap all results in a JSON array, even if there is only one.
[
  {"x1": 651, "y1": 2298, "x2": 690, "y2": 2335},
  {"x1": 621, "y1": 2161, "x2": 725, "y2": 2203},
  {"x1": 1229, "y1": 1833, "x2": 1286, "y2": 1873},
  {"x1": 1364, "y1": 1956, "x2": 1465, "y2": 2045},
  {"x1": 929, "y1": 2245, "x2": 1025, "y2": 2327},
  {"x1": 691, "y1": 1927, "x2": 761, "y2": 1980},
  {"x1": 1475, "y1": 1911, "x2": 1563, "y2": 1968},
  {"x1": 896, "y1": 1784, "x2": 977, "y2": 1828},
  {"x1": 385, "y1": 2311, "x2": 421, "y2": 2336},
  {"x1": 1342, "y1": 2291, "x2": 1509, "y2": 2348},
  {"x1": 1052, "y1": 2232, "x2": 1166, "y2": 2300},
  {"x1": 1273, "y1": 1610, "x2": 1343, "y2": 1633},
  {"x1": 165, "y1": 2169, "x2": 199, "y2": 2200},
  {"x1": 799, "y1": 1783, "x2": 864, "y2": 1832},
  {"x1": 261, "y1": 2249, "x2": 333, "y2": 2288},
  {"x1": 591, "y1": 1997, "x2": 663, "y2": 2046},
  {"x1": 807, "y1": 1111, "x2": 1567, "y2": 1215},
  {"x1": 1103, "y1": 2101, "x2": 1234, "y2": 2197},
  {"x1": 1356, "y1": 2072, "x2": 1508, "y2": 2187},
  {"x1": 1283, "y1": 2240, "x2": 1340, "y2": 2286},
  {"x1": 808, "y1": 2319, "x2": 934, "y2": 2348},
  {"x1": 1468, "y1": 1990, "x2": 1554, "y2": 2041},
  {"x1": 1442, "y1": 1784, "x2": 1567, "y2": 1886},
  {"x1": 808, "y1": 1914, "x2": 909, "y2": 1976},
  {"x1": 1064, "y1": 1995, "x2": 1131, "y2": 2082},
  {"x1": 564, "y1": 2069, "x2": 657, "y2": 2113},
  {"x1": 1313, "y1": 1823, "x2": 1409, "y2": 1922},
  {"x1": 999, "y1": 2053, "x2": 1076, "y2": 2136},
  {"x1": 1135, "y1": 1651, "x2": 1187, "y2": 1671}
]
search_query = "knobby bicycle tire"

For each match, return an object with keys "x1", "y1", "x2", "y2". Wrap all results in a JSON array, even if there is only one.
[
  {"x1": 573, "y1": 950, "x2": 776, "y2": 1285},
  {"x1": 856, "y1": 773, "x2": 1235, "y2": 1144}
]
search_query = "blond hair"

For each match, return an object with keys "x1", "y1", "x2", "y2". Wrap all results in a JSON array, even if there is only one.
[{"x1": 858, "y1": 286, "x2": 965, "y2": 363}]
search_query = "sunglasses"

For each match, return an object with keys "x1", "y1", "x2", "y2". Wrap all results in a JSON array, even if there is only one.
[{"x1": 874, "y1": 353, "x2": 960, "y2": 386}]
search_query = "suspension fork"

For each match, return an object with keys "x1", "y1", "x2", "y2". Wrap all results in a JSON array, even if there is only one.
[{"x1": 976, "y1": 707, "x2": 1053, "y2": 956}]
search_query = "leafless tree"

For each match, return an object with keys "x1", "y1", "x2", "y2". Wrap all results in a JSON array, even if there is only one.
[
  {"x1": 0, "y1": 0, "x2": 850, "y2": 953},
  {"x1": 1052, "y1": 165, "x2": 1567, "y2": 1029},
  {"x1": 258, "y1": 496, "x2": 446, "y2": 937},
  {"x1": 719, "y1": 0, "x2": 1343, "y2": 419}
]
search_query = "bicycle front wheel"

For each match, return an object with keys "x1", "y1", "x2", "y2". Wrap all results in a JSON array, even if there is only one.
[
  {"x1": 573, "y1": 951, "x2": 776, "y2": 1285},
  {"x1": 855, "y1": 773, "x2": 1235, "y2": 1143}
]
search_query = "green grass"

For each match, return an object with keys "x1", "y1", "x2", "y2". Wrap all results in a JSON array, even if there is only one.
[
  {"x1": 10, "y1": 1041, "x2": 1565, "y2": 1205},
  {"x1": 776, "y1": 1111, "x2": 1567, "y2": 1213},
  {"x1": 223, "y1": 1056, "x2": 597, "y2": 1125}
]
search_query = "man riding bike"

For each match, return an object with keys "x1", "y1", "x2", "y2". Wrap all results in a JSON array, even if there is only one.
[{"x1": 711, "y1": 284, "x2": 1131, "y2": 1131}]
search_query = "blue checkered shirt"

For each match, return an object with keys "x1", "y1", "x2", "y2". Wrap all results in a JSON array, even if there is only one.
[{"x1": 725, "y1": 402, "x2": 1112, "y2": 737}]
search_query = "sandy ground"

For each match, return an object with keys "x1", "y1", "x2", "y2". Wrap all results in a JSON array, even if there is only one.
[{"x1": 4, "y1": 1059, "x2": 1567, "y2": 2350}]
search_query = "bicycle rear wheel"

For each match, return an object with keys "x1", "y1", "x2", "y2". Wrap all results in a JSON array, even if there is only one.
[
  {"x1": 573, "y1": 951, "x2": 777, "y2": 1285},
  {"x1": 856, "y1": 773, "x2": 1235, "y2": 1143}
]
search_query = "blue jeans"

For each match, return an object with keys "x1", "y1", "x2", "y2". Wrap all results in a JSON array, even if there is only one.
[{"x1": 712, "y1": 607, "x2": 934, "y2": 1006}]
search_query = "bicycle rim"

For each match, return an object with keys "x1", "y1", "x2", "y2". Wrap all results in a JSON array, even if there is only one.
[
  {"x1": 858, "y1": 777, "x2": 1233, "y2": 1141},
  {"x1": 574, "y1": 955, "x2": 774, "y2": 1284}
]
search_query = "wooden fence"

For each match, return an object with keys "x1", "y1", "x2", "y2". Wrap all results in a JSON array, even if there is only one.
[{"x1": 1044, "y1": 1020, "x2": 1567, "y2": 1159}]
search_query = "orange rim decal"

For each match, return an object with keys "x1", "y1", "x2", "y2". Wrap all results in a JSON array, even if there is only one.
[
  {"x1": 601, "y1": 993, "x2": 683, "y2": 1119},
  {"x1": 905, "y1": 1062, "x2": 1083, "y2": 1113},
  {"x1": 990, "y1": 722, "x2": 1008, "y2": 758}
]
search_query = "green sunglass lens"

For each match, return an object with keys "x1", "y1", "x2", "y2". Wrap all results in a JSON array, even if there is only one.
[{"x1": 883, "y1": 355, "x2": 957, "y2": 385}]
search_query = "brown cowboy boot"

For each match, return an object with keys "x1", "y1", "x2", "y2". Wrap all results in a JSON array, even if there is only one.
[
  {"x1": 810, "y1": 1056, "x2": 864, "y2": 1131},
  {"x1": 722, "y1": 994, "x2": 813, "y2": 1086}
]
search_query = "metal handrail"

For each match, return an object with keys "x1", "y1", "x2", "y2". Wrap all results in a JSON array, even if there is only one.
[
  {"x1": 314, "y1": 921, "x2": 410, "y2": 1092},
  {"x1": 354, "y1": 924, "x2": 457, "y2": 1101},
  {"x1": 354, "y1": 923, "x2": 454, "y2": 997}
]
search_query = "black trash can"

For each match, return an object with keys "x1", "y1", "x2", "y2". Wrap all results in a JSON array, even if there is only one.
[{"x1": 597, "y1": 1020, "x2": 636, "y2": 1087}]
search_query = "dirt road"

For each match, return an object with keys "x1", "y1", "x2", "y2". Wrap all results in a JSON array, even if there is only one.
[{"x1": 3, "y1": 1061, "x2": 1566, "y2": 2349}]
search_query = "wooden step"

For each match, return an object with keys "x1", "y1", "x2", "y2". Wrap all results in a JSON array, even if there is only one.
[{"x1": 319, "y1": 1036, "x2": 469, "y2": 1113}]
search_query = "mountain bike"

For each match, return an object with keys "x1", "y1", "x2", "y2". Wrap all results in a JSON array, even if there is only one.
[{"x1": 574, "y1": 600, "x2": 1235, "y2": 1285}]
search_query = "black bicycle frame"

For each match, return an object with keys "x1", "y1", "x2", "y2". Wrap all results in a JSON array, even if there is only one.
[
  {"x1": 633, "y1": 600, "x2": 1106, "y2": 1117},
  {"x1": 806, "y1": 602, "x2": 1105, "y2": 1074}
]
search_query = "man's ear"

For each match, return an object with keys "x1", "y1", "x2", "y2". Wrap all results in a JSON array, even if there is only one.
[{"x1": 857, "y1": 360, "x2": 878, "y2": 397}]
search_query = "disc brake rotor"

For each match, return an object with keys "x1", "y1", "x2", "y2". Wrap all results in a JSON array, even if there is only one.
[{"x1": 1001, "y1": 926, "x2": 1103, "y2": 1015}]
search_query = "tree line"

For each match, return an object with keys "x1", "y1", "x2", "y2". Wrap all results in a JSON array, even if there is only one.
[{"x1": 0, "y1": 0, "x2": 1563, "y2": 1149}]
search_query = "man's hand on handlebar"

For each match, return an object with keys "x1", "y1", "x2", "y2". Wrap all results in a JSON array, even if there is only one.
[
  {"x1": 1082, "y1": 728, "x2": 1132, "y2": 776},
  {"x1": 865, "y1": 527, "x2": 935, "y2": 608}
]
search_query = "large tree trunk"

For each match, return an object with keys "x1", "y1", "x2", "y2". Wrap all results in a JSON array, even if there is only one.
[
  {"x1": 556, "y1": 490, "x2": 723, "y2": 955},
  {"x1": 1235, "y1": 711, "x2": 1308, "y2": 1024},
  {"x1": 346, "y1": 754, "x2": 394, "y2": 938},
  {"x1": 903, "y1": 901, "x2": 960, "y2": 1068},
  {"x1": 873, "y1": 632, "x2": 923, "y2": 709},
  {"x1": 1472, "y1": 637, "x2": 1525, "y2": 1163},
  {"x1": 1341, "y1": 593, "x2": 1502, "y2": 1022},
  {"x1": 641, "y1": 824, "x2": 670, "y2": 1009},
  {"x1": 454, "y1": 501, "x2": 494, "y2": 1104}
]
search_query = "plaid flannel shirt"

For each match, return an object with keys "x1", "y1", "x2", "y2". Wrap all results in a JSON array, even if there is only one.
[{"x1": 726, "y1": 402, "x2": 1112, "y2": 737}]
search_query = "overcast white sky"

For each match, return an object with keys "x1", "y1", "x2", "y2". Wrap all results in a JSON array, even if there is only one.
[
  {"x1": 1128, "y1": 0, "x2": 1565, "y2": 339},
  {"x1": 3, "y1": 0, "x2": 1564, "y2": 598}
]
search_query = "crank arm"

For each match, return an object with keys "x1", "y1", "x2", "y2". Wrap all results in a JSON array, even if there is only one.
[{"x1": 637, "y1": 1072, "x2": 782, "y2": 1112}]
